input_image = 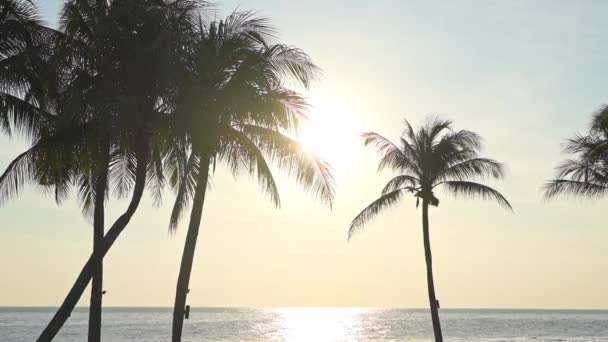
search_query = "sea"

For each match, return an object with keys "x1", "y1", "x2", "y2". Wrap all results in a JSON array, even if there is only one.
[{"x1": 1, "y1": 307, "x2": 608, "y2": 341}]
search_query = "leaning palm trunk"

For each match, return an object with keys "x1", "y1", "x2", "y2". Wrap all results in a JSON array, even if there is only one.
[
  {"x1": 88, "y1": 149, "x2": 110, "y2": 342},
  {"x1": 422, "y1": 199, "x2": 443, "y2": 342},
  {"x1": 172, "y1": 154, "x2": 210, "y2": 342},
  {"x1": 38, "y1": 144, "x2": 149, "y2": 342}
]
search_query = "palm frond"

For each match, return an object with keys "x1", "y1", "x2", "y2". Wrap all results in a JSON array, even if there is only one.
[
  {"x1": 435, "y1": 129, "x2": 481, "y2": 154},
  {"x1": 168, "y1": 152, "x2": 200, "y2": 233},
  {"x1": 439, "y1": 180, "x2": 512, "y2": 210},
  {"x1": 222, "y1": 9, "x2": 277, "y2": 44},
  {"x1": 0, "y1": 51, "x2": 36, "y2": 94},
  {"x1": 381, "y1": 175, "x2": 419, "y2": 195},
  {"x1": 553, "y1": 158, "x2": 607, "y2": 184},
  {"x1": 362, "y1": 132, "x2": 410, "y2": 172},
  {"x1": 591, "y1": 104, "x2": 608, "y2": 133},
  {"x1": 0, "y1": 92, "x2": 53, "y2": 138},
  {"x1": 218, "y1": 125, "x2": 281, "y2": 208},
  {"x1": 147, "y1": 147, "x2": 166, "y2": 207},
  {"x1": 108, "y1": 150, "x2": 136, "y2": 199},
  {"x1": 438, "y1": 158, "x2": 505, "y2": 182},
  {"x1": 51, "y1": 169, "x2": 73, "y2": 205},
  {"x1": 543, "y1": 179, "x2": 608, "y2": 200},
  {"x1": 264, "y1": 44, "x2": 322, "y2": 88},
  {"x1": 563, "y1": 134, "x2": 608, "y2": 162},
  {"x1": 76, "y1": 172, "x2": 95, "y2": 218},
  {"x1": 424, "y1": 115, "x2": 453, "y2": 143},
  {"x1": 58, "y1": 0, "x2": 96, "y2": 44},
  {"x1": 0, "y1": 0, "x2": 44, "y2": 57},
  {"x1": 348, "y1": 189, "x2": 407, "y2": 240},
  {"x1": 239, "y1": 124, "x2": 335, "y2": 207},
  {"x1": 0, "y1": 144, "x2": 36, "y2": 205},
  {"x1": 401, "y1": 119, "x2": 417, "y2": 145},
  {"x1": 429, "y1": 130, "x2": 481, "y2": 174}
]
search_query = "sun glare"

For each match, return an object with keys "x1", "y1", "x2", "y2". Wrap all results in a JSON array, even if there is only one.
[
  {"x1": 273, "y1": 307, "x2": 363, "y2": 341},
  {"x1": 297, "y1": 100, "x2": 360, "y2": 171}
]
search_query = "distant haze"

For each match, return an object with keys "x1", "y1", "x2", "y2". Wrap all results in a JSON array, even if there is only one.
[{"x1": 0, "y1": 0, "x2": 607, "y2": 309}]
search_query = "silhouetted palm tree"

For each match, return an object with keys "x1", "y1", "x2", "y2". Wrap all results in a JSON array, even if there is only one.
[
  {"x1": 544, "y1": 106, "x2": 608, "y2": 200},
  {"x1": 0, "y1": 1, "x2": 205, "y2": 340},
  {"x1": 0, "y1": 58, "x2": 113, "y2": 341},
  {"x1": 0, "y1": 1, "x2": 111, "y2": 339},
  {"x1": 167, "y1": 12, "x2": 334, "y2": 341},
  {"x1": 349, "y1": 116, "x2": 512, "y2": 342},
  {"x1": 0, "y1": 1, "x2": 129, "y2": 339}
]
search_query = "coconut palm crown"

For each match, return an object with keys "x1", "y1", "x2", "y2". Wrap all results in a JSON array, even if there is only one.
[{"x1": 349, "y1": 116, "x2": 512, "y2": 238}]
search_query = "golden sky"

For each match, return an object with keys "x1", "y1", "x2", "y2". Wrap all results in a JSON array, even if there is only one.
[{"x1": 0, "y1": 0, "x2": 607, "y2": 309}]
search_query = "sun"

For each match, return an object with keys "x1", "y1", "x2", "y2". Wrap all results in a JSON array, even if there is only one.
[{"x1": 297, "y1": 99, "x2": 359, "y2": 171}]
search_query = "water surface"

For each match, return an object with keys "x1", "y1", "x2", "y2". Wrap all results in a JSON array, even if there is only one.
[{"x1": 1, "y1": 307, "x2": 607, "y2": 341}]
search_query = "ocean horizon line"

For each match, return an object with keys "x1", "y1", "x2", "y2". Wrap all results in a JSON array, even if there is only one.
[{"x1": 2, "y1": 306, "x2": 608, "y2": 311}]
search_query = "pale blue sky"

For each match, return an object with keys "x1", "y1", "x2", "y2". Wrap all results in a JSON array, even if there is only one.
[{"x1": 1, "y1": 0, "x2": 607, "y2": 308}]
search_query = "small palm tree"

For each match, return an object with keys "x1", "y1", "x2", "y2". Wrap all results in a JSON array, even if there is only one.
[
  {"x1": 544, "y1": 106, "x2": 608, "y2": 200},
  {"x1": 167, "y1": 11, "x2": 334, "y2": 341},
  {"x1": 349, "y1": 116, "x2": 512, "y2": 342}
]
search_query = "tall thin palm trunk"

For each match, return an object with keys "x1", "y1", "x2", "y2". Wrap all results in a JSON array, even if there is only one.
[
  {"x1": 172, "y1": 155, "x2": 210, "y2": 342},
  {"x1": 88, "y1": 151, "x2": 109, "y2": 342},
  {"x1": 422, "y1": 199, "x2": 443, "y2": 342},
  {"x1": 350, "y1": 118, "x2": 511, "y2": 342},
  {"x1": 38, "y1": 143, "x2": 149, "y2": 342}
]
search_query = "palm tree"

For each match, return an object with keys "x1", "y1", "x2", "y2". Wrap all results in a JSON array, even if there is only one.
[
  {"x1": 37, "y1": 0, "x2": 204, "y2": 340},
  {"x1": 1, "y1": 1, "x2": 125, "y2": 340},
  {"x1": 167, "y1": 12, "x2": 334, "y2": 341},
  {"x1": 544, "y1": 106, "x2": 608, "y2": 200},
  {"x1": 349, "y1": 116, "x2": 512, "y2": 342},
  {"x1": 0, "y1": 4, "x2": 108, "y2": 341},
  {"x1": 6, "y1": 1, "x2": 205, "y2": 340}
]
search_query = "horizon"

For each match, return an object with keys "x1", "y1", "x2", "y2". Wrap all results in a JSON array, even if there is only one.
[{"x1": 4, "y1": 306, "x2": 608, "y2": 311}]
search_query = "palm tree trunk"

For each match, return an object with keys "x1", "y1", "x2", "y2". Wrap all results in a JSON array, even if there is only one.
[
  {"x1": 87, "y1": 197, "x2": 104, "y2": 342},
  {"x1": 172, "y1": 155, "x2": 210, "y2": 342},
  {"x1": 87, "y1": 150, "x2": 109, "y2": 342},
  {"x1": 422, "y1": 199, "x2": 443, "y2": 342},
  {"x1": 38, "y1": 143, "x2": 149, "y2": 342}
]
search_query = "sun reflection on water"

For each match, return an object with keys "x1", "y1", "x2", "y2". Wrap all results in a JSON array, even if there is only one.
[{"x1": 272, "y1": 307, "x2": 365, "y2": 341}]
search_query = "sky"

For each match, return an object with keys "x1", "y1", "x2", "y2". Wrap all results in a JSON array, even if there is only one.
[{"x1": 1, "y1": 0, "x2": 608, "y2": 309}]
